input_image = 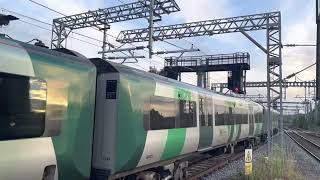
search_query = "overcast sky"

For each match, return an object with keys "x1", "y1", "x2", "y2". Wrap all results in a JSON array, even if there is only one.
[{"x1": 0, "y1": 0, "x2": 317, "y2": 111}]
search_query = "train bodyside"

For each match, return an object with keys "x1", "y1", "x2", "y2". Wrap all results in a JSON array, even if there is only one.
[
  {"x1": 90, "y1": 58, "x2": 268, "y2": 178},
  {"x1": 0, "y1": 37, "x2": 97, "y2": 180}
]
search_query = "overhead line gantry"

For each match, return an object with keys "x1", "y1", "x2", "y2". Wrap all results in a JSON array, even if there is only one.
[
  {"x1": 51, "y1": 0, "x2": 180, "y2": 60},
  {"x1": 116, "y1": 12, "x2": 280, "y2": 43}
]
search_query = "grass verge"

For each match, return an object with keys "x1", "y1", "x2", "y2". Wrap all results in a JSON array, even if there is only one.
[{"x1": 234, "y1": 145, "x2": 303, "y2": 180}]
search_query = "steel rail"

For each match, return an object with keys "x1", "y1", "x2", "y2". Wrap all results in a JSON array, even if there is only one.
[
  {"x1": 186, "y1": 143, "x2": 266, "y2": 180},
  {"x1": 285, "y1": 130, "x2": 320, "y2": 162}
]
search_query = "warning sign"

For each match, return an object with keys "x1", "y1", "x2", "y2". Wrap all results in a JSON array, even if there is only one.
[
  {"x1": 245, "y1": 149, "x2": 253, "y2": 175},
  {"x1": 245, "y1": 162, "x2": 252, "y2": 175},
  {"x1": 245, "y1": 149, "x2": 252, "y2": 163}
]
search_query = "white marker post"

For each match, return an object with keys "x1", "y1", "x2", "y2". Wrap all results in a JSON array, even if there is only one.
[{"x1": 245, "y1": 149, "x2": 253, "y2": 177}]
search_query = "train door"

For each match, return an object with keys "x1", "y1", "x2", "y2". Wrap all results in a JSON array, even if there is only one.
[
  {"x1": 198, "y1": 94, "x2": 213, "y2": 149},
  {"x1": 249, "y1": 105, "x2": 254, "y2": 136}
]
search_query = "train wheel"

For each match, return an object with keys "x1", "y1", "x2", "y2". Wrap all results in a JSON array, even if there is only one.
[{"x1": 173, "y1": 162, "x2": 187, "y2": 180}]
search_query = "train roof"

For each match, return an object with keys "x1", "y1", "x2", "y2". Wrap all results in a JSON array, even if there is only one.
[
  {"x1": 107, "y1": 59, "x2": 264, "y2": 108},
  {"x1": 0, "y1": 36, "x2": 94, "y2": 67},
  {"x1": 107, "y1": 60, "x2": 280, "y2": 113}
]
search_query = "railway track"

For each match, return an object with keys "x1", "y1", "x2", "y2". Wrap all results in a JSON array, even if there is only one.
[
  {"x1": 185, "y1": 145, "x2": 261, "y2": 180},
  {"x1": 186, "y1": 153, "x2": 232, "y2": 180},
  {"x1": 285, "y1": 130, "x2": 320, "y2": 162}
]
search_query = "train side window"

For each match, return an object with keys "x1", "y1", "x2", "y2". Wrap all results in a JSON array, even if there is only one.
[
  {"x1": 233, "y1": 107, "x2": 249, "y2": 125},
  {"x1": 243, "y1": 108, "x2": 249, "y2": 124},
  {"x1": 234, "y1": 108, "x2": 248, "y2": 124},
  {"x1": 106, "y1": 80, "x2": 117, "y2": 99},
  {"x1": 249, "y1": 107, "x2": 254, "y2": 124},
  {"x1": 199, "y1": 96, "x2": 206, "y2": 126},
  {"x1": 143, "y1": 98, "x2": 151, "y2": 130},
  {"x1": 214, "y1": 104, "x2": 226, "y2": 126},
  {"x1": 206, "y1": 97, "x2": 213, "y2": 126},
  {"x1": 0, "y1": 73, "x2": 47, "y2": 140},
  {"x1": 179, "y1": 99, "x2": 196, "y2": 128},
  {"x1": 255, "y1": 110, "x2": 263, "y2": 123},
  {"x1": 226, "y1": 107, "x2": 234, "y2": 125},
  {"x1": 149, "y1": 96, "x2": 177, "y2": 130}
]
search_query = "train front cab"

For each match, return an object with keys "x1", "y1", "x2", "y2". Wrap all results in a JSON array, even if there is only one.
[{"x1": 0, "y1": 37, "x2": 59, "y2": 180}]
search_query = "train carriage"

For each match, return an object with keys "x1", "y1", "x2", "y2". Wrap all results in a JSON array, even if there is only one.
[{"x1": 89, "y1": 58, "x2": 275, "y2": 179}]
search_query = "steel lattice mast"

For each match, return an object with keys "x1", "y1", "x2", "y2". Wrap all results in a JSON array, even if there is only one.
[
  {"x1": 117, "y1": 11, "x2": 283, "y2": 155},
  {"x1": 51, "y1": 0, "x2": 180, "y2": 49}
]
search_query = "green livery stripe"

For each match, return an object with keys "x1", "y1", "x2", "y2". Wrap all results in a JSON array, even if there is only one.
[
  {"x1": 174, "y1": 88, "x2": 192, "y2": 101},
  {"x1": 236, "y1": 124, "x2": 241, "y2": 140},
  {"x1": 29, "y1": 50, "x2": 97, "y2": 179},
  {"x1": 155, "y1": 83, "x2": 195, "y2": 101},
  {"x1": 255, "y1": 123, "x2": 262, "y2": 135},
  {"x1": 227, "y1": 125, "x2": 234, "y2": 143},
  {"x1": 116, "y1": 75, "x2": 150, "y2": 172},
  {"x1": 225, "y1": 101, "x2": 236, "y2": 108},
  {"x1": 161, "y1": 128, "x2": 186, "y2": 160}
]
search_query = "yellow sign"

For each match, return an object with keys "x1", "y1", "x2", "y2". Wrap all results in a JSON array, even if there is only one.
[
  {"x1": 245, "y1": 149, "x2": 252, "y2": 163},
  {"x1": 245, "y1": 149, "x2": 253, "y2": 175},
  {"x1": 245, "y1": 162, "x2": 252, "y2": 175}
]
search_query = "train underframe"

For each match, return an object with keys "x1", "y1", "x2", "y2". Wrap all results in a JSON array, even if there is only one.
[{"x1": 108, "y1": 133, "x2": 270, "y2": 180}]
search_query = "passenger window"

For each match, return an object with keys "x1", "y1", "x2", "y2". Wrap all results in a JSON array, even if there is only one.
[
  {"x1": 149, "y1": 96, "x2": 177, "y2": 130},
  {"x1": 215, "y1": 102, "x2": 249, "y2": 126},
  {"x1": 206, "y1": 97, "x2": 213, "y2": 126},
  {"x1": 199, "y1": 96, "x2": 213, "y2": 127},
  {"x1": 145, "y1": 95, "x2": 197, "y2": 130},
  {"x1": 214, "y1": 104, "x2": 226, "y2": 126},
  {"x1": 254, "y1": 110, "x2": 263, "y2": 123},
  {"x1": 0, "y1": 73, "x2": 47, "y2": 140},
  {"x1": 233, "y1": 108, "x2": 248, "y2": 124},
  {"x1": 199, "y1": 96, "x2": 206, "y2": 126},
  {"x1": 179, "y1": 99, "x2": 196, "y2": 128},
  {"x1": 226, "y1": 107, "x2": 234, "y2": 125}
]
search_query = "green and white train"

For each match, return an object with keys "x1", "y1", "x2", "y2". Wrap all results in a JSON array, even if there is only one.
[{"x1": 0, "y1": 36, "x2": 278, "y2": 180}]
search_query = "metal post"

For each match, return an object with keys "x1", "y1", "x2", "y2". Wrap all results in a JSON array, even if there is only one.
[
  {"x1": 102, "y1": 24, "x2": 108, "y2": 60},
  {"x1": 279, "y1": 13, "x2": 284, "y2": 156},
  {"x1": 57, "y1": 25, "x2": 62, "y2": 48},
  {"x1": 305, "y1": 86, "x2": 307, "y2": 127},
  {"x1": 204, "y1": 72, "x2": 208, "y2": 89},
  {"x1": 315, "y1": 100, "x2": 318, "y2": 125},
  {"x1": 309, "y1": 101, "x2": 312, "y2": 125},
  {"x1": 314, "y1": 80, "x2": 317, "y2": 124},
  {"x1": 148, "y1": 0, "x2": 154, "y2": 58},
  {"x1": 316, "y1": 0, "x2": 319, "y2": 126},
  {"x1": 197, "y1": 72, "x2": 204, "y2": 88},
  {"x1": 317, "y1": 19, "x2": 320, "y2": 100},
  {"x1": 50, "y1": 25, "x2": 55, "y2": 49},
  {"x1": 266, "y1": 14, "x2": 272, "y2": 156}
]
